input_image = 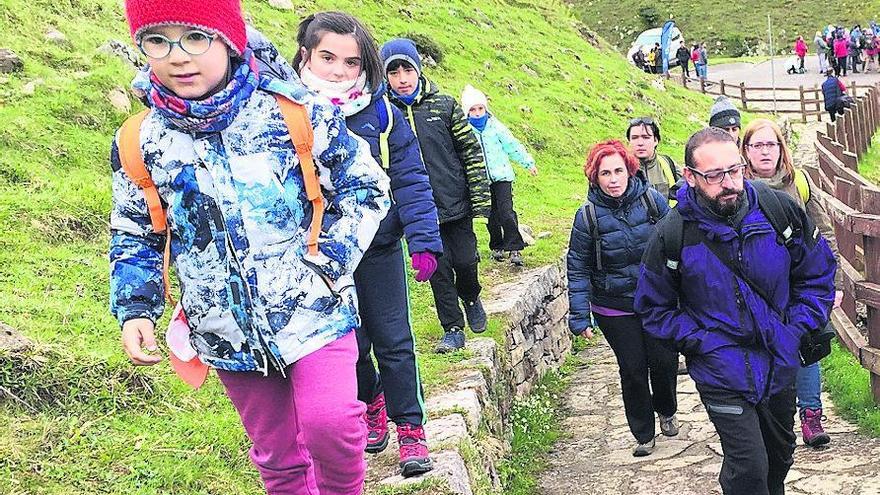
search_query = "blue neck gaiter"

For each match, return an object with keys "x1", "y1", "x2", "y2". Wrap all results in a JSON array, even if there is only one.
[
  {"x1": 468, "y1": 113, "x2": 489, "y2": 132},
  {"x1": 392, "y1": 80, "x2": 422, "y2": 106}
]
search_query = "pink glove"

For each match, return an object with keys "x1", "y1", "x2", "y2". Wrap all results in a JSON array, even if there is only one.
[{"x1": 411, "y1": 252, "x2": 438, "y2": 283}]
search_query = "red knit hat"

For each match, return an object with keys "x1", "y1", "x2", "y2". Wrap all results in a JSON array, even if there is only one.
[{"x1": 124, "y1": 0, "x2": 247, "y2": 57}]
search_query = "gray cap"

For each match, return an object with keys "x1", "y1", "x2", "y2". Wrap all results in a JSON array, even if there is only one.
[{"x1": 708, "y1": 96, "x2": 741, "y2": 128}]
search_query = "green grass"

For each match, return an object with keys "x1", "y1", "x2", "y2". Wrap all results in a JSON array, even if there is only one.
[
  {"x1": 710, "y1": 55, "x2": 773, "y2": 66},
  {"x1": 0, "y1": 0, "x2": 717, "y2": 492},
  {"x1": 858, "y1": 133, "x2": 880, "y2": 184},
  {"x1": 822, "y1": 341, "x2": 880, "y2": 436},
  {"x1": 570, "y1": 0, "x2": 880, "y2": 57}
]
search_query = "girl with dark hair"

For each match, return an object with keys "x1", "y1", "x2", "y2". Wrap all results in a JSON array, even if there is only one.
[
  {"x1": 294, "y1": 11, "x2": 442, "y2": 478},
  {"x1": 567, "y1": 140, "x2": 679, "y2": 457}
]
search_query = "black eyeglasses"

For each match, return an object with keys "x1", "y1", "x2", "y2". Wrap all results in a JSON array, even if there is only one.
[
  {"x1": 138, "y1": 30, "x2": 217, "y2": 59},
  {"x1": 686, "y1": 164, "x2": 745, "y2": 185}
]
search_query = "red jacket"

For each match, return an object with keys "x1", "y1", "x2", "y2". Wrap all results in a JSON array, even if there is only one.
[
  {"x1": 795, "y1": 39, "x2": 808, "y2": 57},
  {"x1": 834, "y1": 38, "x2": 849, "y2": 58}
]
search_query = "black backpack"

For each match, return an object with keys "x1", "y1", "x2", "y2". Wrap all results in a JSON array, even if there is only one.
[
  {"x1": 657, "y1": 181, "x2": 833, "y2": 366},
  {"x1": 579, "y1": 191, "x2": 661, "y2": 272}
]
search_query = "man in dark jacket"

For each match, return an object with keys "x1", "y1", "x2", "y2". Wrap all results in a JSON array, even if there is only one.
[
  {"x1": 822, "y1": 67, "x2": 851, "y2": 121},
  {"x1": 381, "y1": 38, "x2": 491, "y2": 353},
  {"x1": 635, "y1": 128, "x2": 836, "y2": 495},
  {"x1": 676, "y1": 41, "x2": 691, "y2": 78},
  {"x1": 626, "y1": 117, "x2": 682, "y2": 203}
]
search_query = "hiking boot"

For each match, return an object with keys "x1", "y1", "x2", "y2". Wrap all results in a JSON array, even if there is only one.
[
  {"x1": 509, "y1": 251, "x2": 524, "y2": 266},
  {"x1": 800, "y1": 408, "x2": 831, "y2": 447},
  {"x1": 364, "y1": 392, "x2": 389, "y2": 454},
  {"x1": 397, "y1": 423, "x2": 433, "y2": 477},
  {"x1": 659, "y1": 414, "x2": 679, "y2": 437},
  {"x1": 632, "y1": 438, "x2": 655, "y2": 457},
  {"x1": 435, "y1": 327, "x2": 465, "y2": 353},
  {"x1": 491, "y1": 249, "x2": 505, "y2": 261},
  {"x1": 464, "y1": 298, "x2": 487, "y2": 333}
]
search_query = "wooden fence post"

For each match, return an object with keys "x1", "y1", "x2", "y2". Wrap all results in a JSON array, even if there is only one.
[
  {"x1": 799, "y1": 85, "x2": 807, "y2": 124},
  {"x1": 700, "y1": 78, "x2": 706, "y2": 94},
  {"x1": 740, "y1": 82, "x2": 748, "y2": 110},
  {"x1": 815, "y1": 85, "x2": 822, "y2": 122},
  {"x1": 720, "y1": 80, "x2": 726, "y2": 96},
  {"x1": 865, "y1": 236, "x2": 880, "y2": 404}
]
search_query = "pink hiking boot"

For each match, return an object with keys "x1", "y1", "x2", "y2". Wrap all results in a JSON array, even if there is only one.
[
  {"x1": 397, "y1": 423, "x2": 434, "y2": 477},
  {"x1": 800, "y1": 408, "x2": 830, "y2": 447},
  {"x1": 364, "y1": 393, "x2": 389, "y2": 454}
]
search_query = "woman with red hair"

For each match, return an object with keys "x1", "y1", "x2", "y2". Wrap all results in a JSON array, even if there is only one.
[{"x1": 566, "y1": 139, "x2": 680, "y2": 457}]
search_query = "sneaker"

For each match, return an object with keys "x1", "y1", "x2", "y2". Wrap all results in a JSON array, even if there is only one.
[
  {"x1": 463, "y1": 298, "x2": 487, "y2": 333},
  {"x1": 491, "y1": 249, "x2": 505, "y2": 261},
  {"x1": 509, "y1": 251, "x2": 524, "y2": 266},
  {"x1": 659, "y1": 414, "x2": 679, "y2": 437},
  {"x1": 435, "y1": 327, "x2": 465, "y2": 353},
  {"x1": 364, "y1": 393, "x2": 389, "y2": 454},
  {"x1": 397, "y1": 423, "x2": 434, "y2": 477},
  {"x1": 800, "y1": 408, "x2": 831, "y2": 447},
  {"x1": 632, "y1": 438, "x2": 655, "y2": 457}
]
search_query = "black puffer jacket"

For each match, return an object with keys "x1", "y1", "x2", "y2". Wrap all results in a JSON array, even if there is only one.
[{"x1": 387, "y1": 77, "x2": 490, "y2": 223}]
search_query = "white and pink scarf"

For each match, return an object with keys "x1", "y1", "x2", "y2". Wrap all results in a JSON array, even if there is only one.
[{"x1": 299, "y1": 65, "x2": 371, "y2": 117}]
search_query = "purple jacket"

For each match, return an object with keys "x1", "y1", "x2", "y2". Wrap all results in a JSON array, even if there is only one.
[{"x1": 634, "y1": 182, "x2": 836, "y2": 403}]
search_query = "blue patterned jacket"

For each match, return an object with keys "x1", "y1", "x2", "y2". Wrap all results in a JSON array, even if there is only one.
[{"x1": 109, "y1": 75, "x2": 390, "y2": 374}]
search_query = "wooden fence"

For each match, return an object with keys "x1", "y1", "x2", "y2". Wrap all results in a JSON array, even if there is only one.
[
  {"x1": 807, "y1": 82, "x2": 880, "y2": 404},
  {"x1": 673, "y1": 73, "x2": 874, "y2": 124}
]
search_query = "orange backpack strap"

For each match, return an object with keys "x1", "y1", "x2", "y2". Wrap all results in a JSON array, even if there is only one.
[
  {"x1": 118, "y1": 109, "x2": 175, "y2": 306},
  {"x1": 274, "y1": 94, "x2": 323, "y2": 257},
  {"x1": 119, "y1": 110, "x2": 167, "y2": 234}
]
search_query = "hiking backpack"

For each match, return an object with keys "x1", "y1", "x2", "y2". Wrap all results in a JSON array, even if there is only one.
[
  {"x1": 374, "y1": 94, "x2": 395, "y2": 169},
  {"x1": 578, "y1": 191, "x2": 661, "y2": 272},
  {"x1": 117, "y1": 94, "x2": 322, "y2": 305},
  {"x1": 656, "y1": 180, "x2": 832, "y2": 366}
]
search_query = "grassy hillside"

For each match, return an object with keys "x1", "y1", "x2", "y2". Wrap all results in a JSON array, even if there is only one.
[
  {"x1": 569, "y1": 0, "x2": 880, "y2": 56},
  {"x1": 0, "y1": 0, "x2": 715, "y2": 493}
]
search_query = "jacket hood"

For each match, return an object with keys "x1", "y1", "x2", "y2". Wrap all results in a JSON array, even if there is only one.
[{"x1": 588, "y1": 174, "x2": 650, "y2": 210}]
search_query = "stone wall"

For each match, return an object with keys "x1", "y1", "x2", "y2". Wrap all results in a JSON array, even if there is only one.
[
  {"x1": 378, "y1": 258, "x2": 572, "y2": 494},
  {"x1": 485, "y1": 258, "x2": 572, "y2": 398}
]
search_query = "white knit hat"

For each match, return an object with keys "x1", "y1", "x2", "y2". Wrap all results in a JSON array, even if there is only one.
[{"x1": 461, "y1": 84, "x2": 489, "y2": 115}]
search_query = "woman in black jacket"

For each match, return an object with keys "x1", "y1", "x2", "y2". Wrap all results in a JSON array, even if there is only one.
[{"x1": 566, "y1": 140, "x2": 679, "y2": 457}]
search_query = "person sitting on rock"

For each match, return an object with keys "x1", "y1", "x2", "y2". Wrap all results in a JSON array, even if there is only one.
[{"x1": 567, "y1": 139, "x2": 678, "y2": 458}]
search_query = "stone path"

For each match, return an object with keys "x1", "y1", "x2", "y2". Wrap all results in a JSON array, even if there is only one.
[{"x1": 537, "y1": 341, "x2": 880, "y2": 495}]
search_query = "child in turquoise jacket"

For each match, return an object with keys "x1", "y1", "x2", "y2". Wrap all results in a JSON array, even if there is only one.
[{"x1": 461, "y1": 85, "x2": 537, "y2": 266}]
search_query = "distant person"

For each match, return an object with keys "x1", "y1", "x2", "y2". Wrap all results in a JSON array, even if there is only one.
[
  {"x1": 567, "y1": 140, "x2": 677, "y2": 458},
  {"x1": 708, "y1": 96, "x2": 742, "y2": 144},
  {"x1": 794, "y1": 36, "x2": 808, "y2": 72},
  {"x1": 646, "y1": 46, "x2": 657, "y2": 74},
  {"x1": 696, "y1": 43, "x2": 709, "y2": 80},
  {"x1": 625, "y1": 117, "x2": 682, "y2": 203},
  {"x1": 461, "y1": 84, "x2": 537, "y2": 266},
  {"x1": 676, "y1": 41, "x2": 691, "y2": 77},
  {"x1": 865, "y1": 30, "x2": 878, "y2": 72},
  {"x1": 849, "y1": 26, "x2": 863, "y2": 74},
  {"x1": 833, "y1": 34, "x2": 849, "y2": 76},
  {"x1": 822, "y1": 68, "x2": 852, "y2": 121},
  {"x1": 815, "y1": 31, "x2": 829, "y2": 73},
  {"x1": 653, "y1": 42, "x2": 663, "y2": 74},
  {"x1": 632, "y1": 47, "x2": 647, "y2": 71}
]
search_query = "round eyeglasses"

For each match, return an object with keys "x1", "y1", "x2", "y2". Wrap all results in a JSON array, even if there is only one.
[{"x1": 138, "y1": 30, "x2": 217, "y2": 59}]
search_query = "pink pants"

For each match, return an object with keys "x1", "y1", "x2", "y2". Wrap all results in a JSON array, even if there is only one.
[{"x1": 218, "y1": 332, "x2": 367, "y2": 495}]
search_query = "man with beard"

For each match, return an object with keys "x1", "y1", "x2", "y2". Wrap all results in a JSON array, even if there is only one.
[{"x1": 635, "y1": 128, "x2": 836, "y2": 495}]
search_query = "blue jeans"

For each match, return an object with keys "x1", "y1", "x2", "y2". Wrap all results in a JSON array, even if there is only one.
[
  {"x1": 796, "y1": 362, "x2": 823, "y2": 411},
  {"x1": 696, "y1": 63, "x2": 708, "y2": 79}
]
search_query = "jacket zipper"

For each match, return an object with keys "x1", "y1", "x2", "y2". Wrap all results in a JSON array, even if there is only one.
[
  {"x1": 302, "y1": 258, "x2": 343, "y2": 301},
  {"x1": 476, "y1": 134, "x2": 493, "y2": 182}
]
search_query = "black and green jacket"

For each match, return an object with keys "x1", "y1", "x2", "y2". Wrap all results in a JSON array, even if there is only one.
[{"x1": 388, "y1": 77, "x2": 490, "y2": 223}]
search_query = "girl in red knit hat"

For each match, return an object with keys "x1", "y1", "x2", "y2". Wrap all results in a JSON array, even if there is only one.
[{"x1": 110, "y1": 0, "x2": 391, "y2": 493}]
